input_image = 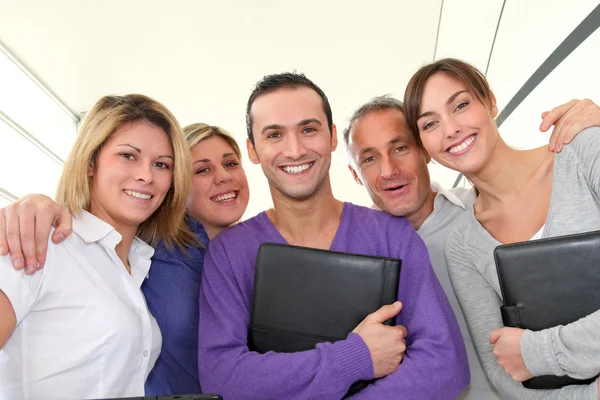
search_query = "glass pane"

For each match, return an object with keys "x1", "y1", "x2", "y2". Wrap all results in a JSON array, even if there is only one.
[{"x1": 0, "y1": 50, "x2": 77, "y2": 161}]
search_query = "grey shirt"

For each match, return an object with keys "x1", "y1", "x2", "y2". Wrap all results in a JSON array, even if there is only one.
[
  {"x1": 418, "y1": 183, "x2": 504, "y2": 400},
  {"x1": 445, "y1": 127, "x2": 600, "y2": 400}
]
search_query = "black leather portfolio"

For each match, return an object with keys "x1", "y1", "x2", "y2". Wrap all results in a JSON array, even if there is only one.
[
  {"x1": 494, "y1": 230, "x2": 600, "y2": 389},
  {"x1": 248, "y1": 242, "x2": 401, "y2": 396}
]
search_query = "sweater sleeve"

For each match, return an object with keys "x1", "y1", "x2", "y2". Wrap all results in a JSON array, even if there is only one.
[
  {"x1": 197, "y1": 239, "x2": 374, "y2": 400},
  {"x1": 520, "y1": 126, "x2": 600, "y2": 380},
  {"x1": 445, "y1": 226, "x2": 599, "y2": 400},
  {"x1": 350, "y1": 227, "x2": 470, "y2": 399}
]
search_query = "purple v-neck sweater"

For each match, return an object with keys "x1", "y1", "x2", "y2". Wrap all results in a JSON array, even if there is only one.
[{"x1": 198, "y1": 203, "x2": 469, "y2": 399}]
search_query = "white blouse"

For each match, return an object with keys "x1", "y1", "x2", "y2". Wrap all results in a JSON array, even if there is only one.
[{"x1": 0, "y1": 210, "x2": 161, "y2": 400}]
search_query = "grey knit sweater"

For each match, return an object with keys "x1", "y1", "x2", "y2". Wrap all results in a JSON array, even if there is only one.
[{"x1": 444, "y1": 127, "x2": 600, "y2": 400}]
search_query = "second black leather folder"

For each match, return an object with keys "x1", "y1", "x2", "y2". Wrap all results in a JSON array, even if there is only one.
[{"x1": 494, "y1": 230, "x2": 600, "y2": 389}]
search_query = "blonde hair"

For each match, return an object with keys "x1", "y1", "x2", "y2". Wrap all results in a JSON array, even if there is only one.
[
  {"x1": 56, "y1": 94, "x2": 194, "y2": 249},
  {"x1": 183, "y1": 123, "x2": 242, "y2": 159}
]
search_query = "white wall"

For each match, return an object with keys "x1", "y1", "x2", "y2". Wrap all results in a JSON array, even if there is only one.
[{"x1": 0, "y1": 0, "x2": 599, "y2": 218}]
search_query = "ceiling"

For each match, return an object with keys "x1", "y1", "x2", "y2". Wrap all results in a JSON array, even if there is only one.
[{"x1": 1, "y1": 0, "x2": 599, "y2": 216}]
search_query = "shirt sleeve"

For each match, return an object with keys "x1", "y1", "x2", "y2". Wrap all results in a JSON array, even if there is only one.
[
  {"x1": 0, "y1": 254, "x2": 45, "y2": 324},
  {"x1": 350, "y1": 226, "x2": 470, "y2": 399},
  {"x1": 445, "y1": 226, "x2": 599, "y2": 400},
  {"x1": 197, "y1": 239, "x2": 374, "y2": 400}
]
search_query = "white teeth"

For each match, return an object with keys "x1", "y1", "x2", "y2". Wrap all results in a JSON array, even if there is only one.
[
  {"x1": 282, "y1": 163, "x2": 312, "y2": 174},
  {"x1": 124, "y1": 190, "x2": 152, "y2": 200},
  {"x1": 213, "y1": 192, "x2": 236, "y2": 202},
  {"x1": 448, "y1": 136, "x2": 475, "y2": 154}
]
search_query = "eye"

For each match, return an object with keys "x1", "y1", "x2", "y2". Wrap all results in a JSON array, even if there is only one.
[
  {"x1": 267, "y1": 131, "x2": 282, "y2": 139},
  {"x1": 195, "y1": 167, "x2": 211, "y2": 174},
  {"x1": 455, "y1": 101, "x2": 469, "y2": 111},
  {"x1": 362, "y1": 155, "x2": 375, "y2": 165},
  {"x1": 422, "y1": 121, "x2": 436, "y2": 131},
  {"x1": 119, "y1": 152, "x2": 135, "y2": 160},
  {"x1": 225, "y1": 160, "x2": 240, "y2": 168},
  {"x1": 154, "y1": 161, "x2": 171, "y2": 170},
  {"x1": 303, "y1": 127, "x2": 316, "y2": 134},
  {"x1": 393, "y1": 145, "x2": 407, "y2": 153}
]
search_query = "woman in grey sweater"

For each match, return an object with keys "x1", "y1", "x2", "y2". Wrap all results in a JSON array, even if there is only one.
[{"x1": 403, "y1": 58, "x2": 600, "y2": 400}]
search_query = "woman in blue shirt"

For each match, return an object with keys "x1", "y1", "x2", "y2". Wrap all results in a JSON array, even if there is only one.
[{"x1": 143, "y1": 123, "x2": 250, "y2": 395}]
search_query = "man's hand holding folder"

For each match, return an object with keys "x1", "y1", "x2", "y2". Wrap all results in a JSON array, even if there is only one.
[{"x1": 352, "y1": 301, "x2": 408, "y2": 378}]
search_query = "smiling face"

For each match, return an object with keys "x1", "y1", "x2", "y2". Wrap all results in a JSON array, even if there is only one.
[
  {"x1": 186, "y1": 135, "x2": 250, "y2": 232},
  {"x1": 89, "y1": 120, "x2": 174, "y2": 234},
  {"x1": 347, "y1": 108, "x2": 433, "y2": 221},
  {"x1": 247, "y1": 87, "x2": 337, "y2": 201},
  {"x1": 416, "y1": 72, "x2": 499, "y2": 175}
]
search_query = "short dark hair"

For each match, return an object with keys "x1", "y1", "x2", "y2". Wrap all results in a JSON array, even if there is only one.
[
  {"x1": 343, "y1": 95, "x2": 425, "y2": 152},
  {"x1": 245, "y1": 72, "x2": 333, "y2": 144}
]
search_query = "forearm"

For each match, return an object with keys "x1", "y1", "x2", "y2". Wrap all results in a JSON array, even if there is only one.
[
  {"x1": 199, "y1": 329, "x2": 372, "y2": 400},
  {"x1": 522, "y1": 309, "x2": 600, "y2": 379}
]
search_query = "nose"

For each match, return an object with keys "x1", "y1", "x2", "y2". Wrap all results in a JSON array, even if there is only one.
[
  {"x1": 380, "y1": 154, "x2": 399, "y2": 180},
  {"x1": 214, "y1": 165, "x2": 233, "y2": 184},
  {"x1": 443, "y1": 116, "x2": 461, "y2": 139},
  {"x1": 134, "y1": 162, "x2": 154, "y2": 184},
  {"x1": 282, "y1": 133, "x2": 308, "y2": 160}
]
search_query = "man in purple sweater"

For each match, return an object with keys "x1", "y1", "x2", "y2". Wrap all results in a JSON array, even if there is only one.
[{"x1": 197, "y1": 72, "x2": 469, "y2": 399}]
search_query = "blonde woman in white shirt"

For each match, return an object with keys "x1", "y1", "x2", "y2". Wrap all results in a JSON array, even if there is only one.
[{"x1": 0, "y1": 94, "x2": 193, "y2": 400}]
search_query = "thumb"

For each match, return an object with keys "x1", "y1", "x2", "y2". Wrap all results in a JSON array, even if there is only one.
[
  {"x1": 369, "y1": 301, "x2": 402, "y2": 324},
  {"x1": 51, "y1": 208, "x2": 73, "y2": 244},
  {"x1": 490, "y1": 329, "x2": 501, "y2": 344}
]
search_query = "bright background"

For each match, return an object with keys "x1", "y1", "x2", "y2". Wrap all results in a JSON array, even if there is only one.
[{"x1": 1, "y1": 0, "x2": 599, "y2": 218}]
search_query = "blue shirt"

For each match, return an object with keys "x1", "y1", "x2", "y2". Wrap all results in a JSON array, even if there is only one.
[{"x1": 142, "y1": 217, "x2": 209, "y2": 396}]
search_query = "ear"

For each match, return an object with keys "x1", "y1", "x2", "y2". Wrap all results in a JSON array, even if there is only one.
[
  {"x1": 348, "y1": 164, "x2": 363, "y2": 186},
  {"x1": 88, "y1": 160, "x2": 95, "y2": 177},
  {"x1": 423, "y1": 149, "x2": 432, "y2": 164},
  {"x1": 330, "y1": 124, "x2": 338, "y2": 152},
  {"x1": 246, "y1": 138, "x2": 260, "y2": 165},
  {"x1": 489, "y1": 91, "x2": 499, "y2": 119}
]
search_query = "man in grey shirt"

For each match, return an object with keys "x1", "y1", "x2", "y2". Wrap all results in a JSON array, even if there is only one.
[{"x1": 343, "y1": 95, "x2": 600, "y2": 399}]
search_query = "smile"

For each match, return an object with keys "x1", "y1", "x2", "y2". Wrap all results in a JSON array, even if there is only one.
[
  {"x1": 124, "y1": 190, "x2": 153, "y2": 200},
  {"x1": 447, "y1": 134, "x2": 476, "y2": 154},
  {"x1": 281, "y1": 162, "x2": 314, "y2": 174},
  {"x1": 210, "y1": 191, "x2": 238, "y2": 203}
]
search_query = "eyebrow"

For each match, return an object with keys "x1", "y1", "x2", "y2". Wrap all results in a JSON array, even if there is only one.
[
  {"x1": 193, "y1": 152, "x2": 237, "y2": 165},
  {"x1": 117, "y1": 143, "x2": 173, "y2": 159},
  {"x1": 359, "y1": 137, "x2": 404, "y2": 157},
  {"x1": 261, "y1": 118, "x2": 323, "y2": 135},
  {"x1": 417, "y1": 90, "x2": 469, "y2": 120}
]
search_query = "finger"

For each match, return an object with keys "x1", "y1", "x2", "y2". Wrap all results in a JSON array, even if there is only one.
[
  {"x1": 51, "y1": 207, "x2": 73, "y2": 245},
  {"x1": 489, "y1": 329, "x2": 501, "y2": 344},
  {"x1": 4, "y1": 205, "x2": 24, "y2": 271},
  {"x1": 396, "y1": 324, "x2": 408, "y2": 338},
  {"x1": 562, "y1": 109, "x2": 598, "y2": 144},
  {"x1": 18, "y1": 202, "x2": 39, "y2": 274},
  {"x1": 368, "y1": 301, "x2": 403, "y2": 324},
  {"x1": 541, "y1": 100, "x2": 576, "y2": 133},
  {"x1": 33, "y1": 208, "x2": 57, "y2": 269},
  {"x1": 0, "y1": 209, "x2": 7, "y2": 256}
]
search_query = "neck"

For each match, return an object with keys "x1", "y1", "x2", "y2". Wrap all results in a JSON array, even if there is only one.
[
  {"x1": 203, "y1": 224, "x2": 226, "y2": 240},
  {"x1": 267, "y1": 176, "x2": 344, "y2": 246},
  {"x1": 406, "y1": 188, "x2": 436, "y2": 230},
  {"x1": 114, "y1": 225, "x2": 137, "y2": 274},
  {"x1": 465, "y1": 136, "x2": 535, "y2": 202}
]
